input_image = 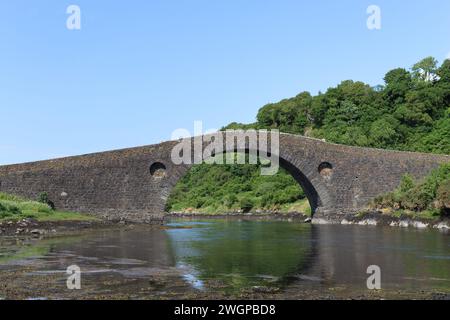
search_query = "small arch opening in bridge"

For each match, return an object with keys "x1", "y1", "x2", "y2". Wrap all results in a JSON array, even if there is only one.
[
  {"x1": 165, "y1": 152, "x2": 320, "y2": 217},
  {"x1": 150, "y1": 162, "x2": 167, "y2": 179},
  {"x1": 318, "y1": 162, "x2": 333, "y2": 178}
]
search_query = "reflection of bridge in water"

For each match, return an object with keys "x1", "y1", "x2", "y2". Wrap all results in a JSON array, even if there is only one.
[
  {"x1": 290, "y1": 225, "x2": 450, "y2": 292},
  {"x1": 163, "y1": 222, "x2": 450, "y2": 292},
  {"x1": 35, "y1": 221, "x2": 450, "y2": 293}
]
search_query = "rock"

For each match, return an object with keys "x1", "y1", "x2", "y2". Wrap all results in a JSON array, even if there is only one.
[
  {"x1": 398, "y1": 220, "x2": 409, "y2": 228},
  {"x1": 15, "y1": 228, "x2": 24, "y2": 234},
  {"x1": 433, "y1": 222, "x2": 450, "y2": 230},
  {"x1": 312, "y1": 218, "x2": 333, "y2": 225},
  {"x1": 357, "y1": 219, "x2": 377, "y2": 226},
  {"x1": 341, "y1": 219, "x2": 352, "y2": 225},
  {"x1": 411, "y1": 221, "x2": 428, "y2": 229},
  {"x1": 30, "y1": 229, "x2": 45, "y2": 235},
  {"x1": 24, "y1": 218, "x2": 37, "y2": 225},
  {"x1": 431, "y1": 293, "x2": 450, "y2": 300},
  {"x1": 251, "y1": 286, "x2": 280, "y2": 294},
  {"x1": 389, "y1": 221, "x2": 399, "y2": 227},
  {"x1": 304, "y1": 217, "x2": 312, "y2": 223}
]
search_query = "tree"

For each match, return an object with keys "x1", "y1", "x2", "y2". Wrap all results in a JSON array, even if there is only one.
[
  {"x1": 383, "y1": 68, "x2": 412, "y2": 105},
  {"x1": 257, "y1": 103, "x2": 279, "y2": 127},
  {"x1": 437, "y1": 59, "x2": 450, "y2": 82},
  {"x1": 369, "y1": 117, "x2": 399, "y2": 147},
  {"x1": 412, "y1": 56, "x2": 438, "y2": 82},
  {"x1": 437, "y1": 59, "x2": 450, "y2": 107}
]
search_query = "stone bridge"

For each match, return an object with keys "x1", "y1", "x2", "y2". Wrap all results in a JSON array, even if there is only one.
[{"x1": 0, "y1": 133, "x2": 448, "y2": 223}]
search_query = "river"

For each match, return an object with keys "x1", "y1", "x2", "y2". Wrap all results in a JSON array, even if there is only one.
[{"x1": 0, "y1": 219, "x2": 449, "y2": 299}]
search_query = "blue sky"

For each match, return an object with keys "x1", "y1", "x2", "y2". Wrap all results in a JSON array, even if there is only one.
[{"x1": 1, "y1": 0, "x2": 449, "y2": 165}]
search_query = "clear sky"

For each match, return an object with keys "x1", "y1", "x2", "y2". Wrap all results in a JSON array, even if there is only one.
[{"x1": 1, "y1": 0, "x2": 449, "y2": 165}]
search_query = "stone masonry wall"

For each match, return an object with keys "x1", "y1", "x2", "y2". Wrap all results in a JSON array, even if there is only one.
[{"x1": 0, "y1": 133, "x2": 448, "y2": 222}]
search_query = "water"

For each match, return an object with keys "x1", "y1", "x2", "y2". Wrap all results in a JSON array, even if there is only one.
[{"x1": 0, "y1": 219, "x2": 449, "y2": 299}]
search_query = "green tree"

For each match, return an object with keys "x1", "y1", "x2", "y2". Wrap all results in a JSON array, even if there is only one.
[
  {"x1": 412, "y1": 56, "x2": 439, "y2": 82},
  {"x1": 383, "y1": 68, "x2": 413, "y2": 105},
  {"x1": 369, "y1": 117, "x2": 400, "y2": 147}
]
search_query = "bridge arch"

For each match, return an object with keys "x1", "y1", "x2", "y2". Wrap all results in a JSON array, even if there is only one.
[{"x1": 162, "y1": 134, "x2": 334, "y2": 216}]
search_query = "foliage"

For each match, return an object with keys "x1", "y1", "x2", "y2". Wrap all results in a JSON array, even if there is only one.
[
  {"x1": 0, "y1": 192, "x2": 96, "y2": 221},
  {"x1": 239, "y1": 196, "x2": 254, "y2": 213},
  {"x1": 37, "y1": 192, "x2": 55, "y2": 210},
  {"x1": 372, "y1": 163, "x2": 450, "y2": 217},
  {"x1": 250, "y1": 58, "x2": 450, "y2": 154},
  {"x1": 166, "y1": 156, "x2": 305, "y2": 213}
]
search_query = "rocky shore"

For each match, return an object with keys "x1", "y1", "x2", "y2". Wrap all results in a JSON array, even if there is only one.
[
  {"x1": 0, "y1": 218, "x2": 116, "y2": 237},
  {"x1": 312, "y1": 211, "x2": 450, "y2": 230},
  {"x1": 1, "y1": 210, "x2": 448, "y2": 238},
  {"x1": 169, "y1": 210, "x2": 450, "y2": 230},
  {"x1": 167, "y1": 211, "x2": 310, "y2": 222}
]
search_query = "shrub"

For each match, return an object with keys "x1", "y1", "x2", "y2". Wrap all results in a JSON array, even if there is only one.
[
  {"x1": 372, "y1": 163, "x2": 450, "y2": 216},
  {"x1": 435, "y1": 179, "x2": 450, "y2": 216},
  {"x1": 399, "y1": 174, "x2": 415, "y2": 193},
  {"x1": 0, "y1": 202, "x2": 21, "y2": 218},
  {"x1": 239, "y1": 197, "x2": 254, "y2": 213},
  {"x1": 261, "y1": 194, "x2": 274, "y2": 208},
  {"x1": 0, "y1": 203, "x2": 10, "y2": 218},
  {"x1": 37, "y1": 192, "x2": 55, "y2": 210},
  {"x1": 224, "y1": 194, "x2": 237, "y2": 208}
]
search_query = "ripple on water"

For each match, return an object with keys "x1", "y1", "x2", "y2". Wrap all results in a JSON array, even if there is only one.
[{"x1": 423, "y1": 255, "x2": 450, "y2": 260}]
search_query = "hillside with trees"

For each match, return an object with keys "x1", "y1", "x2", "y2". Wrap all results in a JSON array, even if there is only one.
[{"x1": 167, "y1": 57, "x2": 450, "y2": 216}]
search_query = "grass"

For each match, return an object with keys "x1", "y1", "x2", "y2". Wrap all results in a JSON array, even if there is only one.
[
  {"x1": 279, "y1": 198, "x2": 312, "y2": 216},
  {"x1": 357, "y1": 207, "x2": 441, "y2": 221},
  {"x1": 385, "y1": 209, "x2": 440, "y2": 221},
  {"x1": 169, "y1": 198, "x2": 312, "y2": 216},
  {"x1": 0, "y1": 192, "x2": 98, "y2": 222}
]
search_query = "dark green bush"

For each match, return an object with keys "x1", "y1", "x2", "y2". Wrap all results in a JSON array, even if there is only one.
[
  {"x1": 239, "y1": 197, "x2": 254, "y2": 213},
  {"x1": 37, "y1": 192, "x2": 55, "y2": 210},
  {"x1": 0, "y1": 202, "x2": 21, "y2": 218}
]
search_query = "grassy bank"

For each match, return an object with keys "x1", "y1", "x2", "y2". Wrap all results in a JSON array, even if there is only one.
[
  {"x1": 369, "y1": 163, "x2": 449, "y2": 220},
  {"x1": 169, "y1": 198, "x2": 311, "y2": 216},
  {"x1": 0, "y1": 193, "x2": 97, "y2": 222}
]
